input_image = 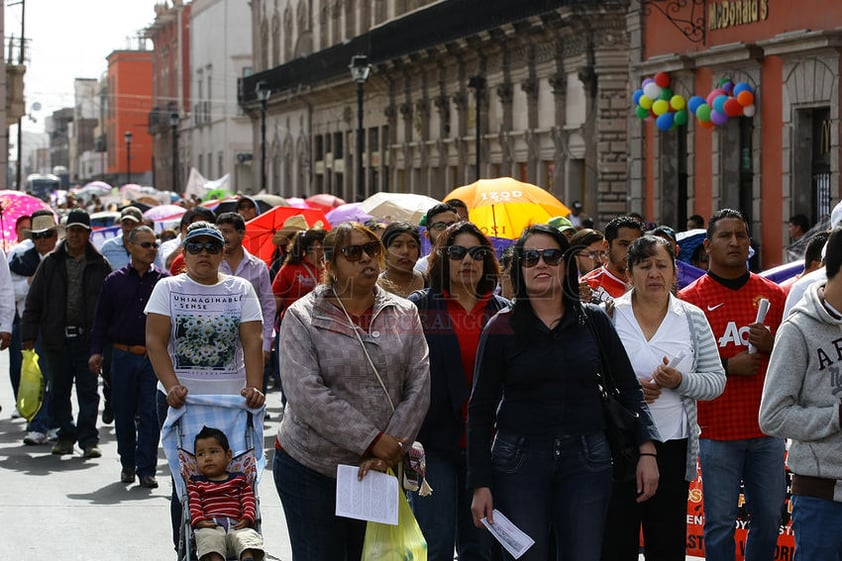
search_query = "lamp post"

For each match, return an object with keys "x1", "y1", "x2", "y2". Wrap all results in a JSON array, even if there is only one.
[
  {"x1": 468, "y1": 75, "x2": 485, "y2": 181},
  {"x1": 349, "y1": 55, "x2": 371, "y2": 200},
  {"x1": 255, "y1": 81, "x2": 271, "y2": 192},
  {"x1": 124, "y1": 131, "x2": 133, "y2": 184},
  {"x1": 170, "y1": 112, "x2": 180, "y2": 193}
]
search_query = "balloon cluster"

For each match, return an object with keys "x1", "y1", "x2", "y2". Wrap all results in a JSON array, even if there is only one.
[
  {"x1": 686, "y1": 78, "x2": 757, "y2": 129},
  {"x1": 632, "y1": 72, "x2": 688, "y2": 131}
]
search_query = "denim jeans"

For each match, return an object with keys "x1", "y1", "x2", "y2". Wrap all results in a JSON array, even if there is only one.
[
  {"x1": 156, "y1": 389, "x2": 181, "y2": 550},
  {"x1": 44, "y1": 336, "x2": 99, "y2": 447},
  {"x1": 791, "y1": 495, "x2": 842, "y2": 561},
  {"x1": 9, "y1": 314, "x2": 21, "y2": 398},
  {"x1": 490, "y1": 431, "x2": 613, "y2": 561},
  {"x1": 274, "y1": 447, "x2": 366, "y2": 561},
  {"x1": 699, "y1": 437, "x2": 786, "y2": 561},
  {"x1": 409, "y1": 449, "x2": 492, "y2": 561},
  {"x1": 110, "y1": 348, "x2": 159, "y2": 477}
]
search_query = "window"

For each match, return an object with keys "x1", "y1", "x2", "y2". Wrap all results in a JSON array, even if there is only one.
[
  {"x1": 218, "y1": 151, "x2": 223, "y2": 178},
  {"x1": 369, "y1": 127, "x2": 379, "y2": 152}
]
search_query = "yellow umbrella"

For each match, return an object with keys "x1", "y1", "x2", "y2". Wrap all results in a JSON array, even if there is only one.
[{"x1": 444, "y1": 177, "x2": 570, "y2": 239}]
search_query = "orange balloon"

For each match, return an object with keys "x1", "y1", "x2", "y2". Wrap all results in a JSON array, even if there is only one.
[
  {"x1": 737, "y1": 91, "x2": 754, "y2": 106},
  {"x1": 699, "y1": 119, "x2": 715, "y2": 129}
]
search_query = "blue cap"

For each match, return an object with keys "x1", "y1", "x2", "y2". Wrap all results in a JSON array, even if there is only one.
[{"x1": 183, "y1": 223, "x2": 225, "y2": 246}]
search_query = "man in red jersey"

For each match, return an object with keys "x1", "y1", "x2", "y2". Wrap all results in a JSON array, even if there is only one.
[
  {"x1": 679, "y1": 209, "x2": 786, "y2": 561},
  {"x1": 580, "y1": 215, "x2": 643, "y2": 303}
]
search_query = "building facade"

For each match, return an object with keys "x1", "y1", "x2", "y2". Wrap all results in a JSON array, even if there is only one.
[
  {"x1": 629, "y1": 0, "x2": 841, "y2": 266},
  {"x1": 241, "y1": 0, "x2": 631, "y2": 219},
  {"x1": 69, "y1": 78, "x2": 99, "y2": 184}
]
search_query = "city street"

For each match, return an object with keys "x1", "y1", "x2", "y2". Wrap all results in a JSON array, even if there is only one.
[{"x1": 0, "y1": 350, "x2": 292, "y2": 560}]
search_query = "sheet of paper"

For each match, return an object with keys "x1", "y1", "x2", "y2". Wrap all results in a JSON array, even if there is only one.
[
  {"x1": 481, "y1": 509, "x2": 535, "y2": 559},
  {"x1": 335, "y1": 464, "x2": 399, "y2": 525}
]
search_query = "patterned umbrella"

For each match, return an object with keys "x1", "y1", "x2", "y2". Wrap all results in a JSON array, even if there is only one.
[
  {"x1": 143, "y1": 204, "x2": 187, "y2": 222},
  {"x1": 0, "y1": 190, "x2": 53, "y2": 251}
]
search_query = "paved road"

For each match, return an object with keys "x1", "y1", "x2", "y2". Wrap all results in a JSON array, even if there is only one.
[{"x1": 0, "y1": 350, "x2": 292, "y2": 560}]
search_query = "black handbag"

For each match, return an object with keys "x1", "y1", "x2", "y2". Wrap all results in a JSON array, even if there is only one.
[{"x1": 583, "y1": 306, "x2": 640, "y2": 483}]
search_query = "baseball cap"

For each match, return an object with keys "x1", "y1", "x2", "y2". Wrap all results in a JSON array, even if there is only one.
[
  {"x1": 120, "y1": 206, "x2": 143, "y2": 223},
  {"x1": 548, "y1": 216, "x2": 576, "y2": 234},
  {"x1": 65, "y1": 209, "x2": 91, "y2": 230},
  {"x1": 572, "y1": 201, "x2": 583, "y2": 210},
  {"x1": 183, "y1": 222, "x2": 225, "y2": 246},
  {"x1": 651, "y1": 225, "x2": 677, "y2": 243}
]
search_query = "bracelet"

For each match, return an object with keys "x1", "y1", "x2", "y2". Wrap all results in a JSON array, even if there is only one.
[{"x1": 639, "y1": 452, "x2": 657, "y2": 458}]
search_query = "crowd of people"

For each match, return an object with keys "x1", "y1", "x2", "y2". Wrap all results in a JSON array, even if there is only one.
[{"x1": 3, "y1": 191, "x2": 842, "y2": 561}]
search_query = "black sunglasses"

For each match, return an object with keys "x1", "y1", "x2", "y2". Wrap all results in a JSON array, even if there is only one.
[
  {"x1": 137, "y1": 241, "x2": 159, "y2": 249},
  {"x1": 339, "y1": 241, "x2": 382, "y2": 261},
  {"x1": 185, "y1": 241, "x2": 223, "y2": 255},
  {"x1": 31, "y1": 231, "x2": 55, "y2": 240},
  {"x1": 446, "y1": 245, "x2": 492, "y2": 261},
  {"x1": 521, "y1": 248, "x2": 564, "y2": 268}
]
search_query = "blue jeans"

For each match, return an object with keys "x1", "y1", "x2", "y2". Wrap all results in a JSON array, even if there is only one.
[
  {"x1": 791, "y1": 495, "x2": 842, "y2": 561},
  {"x1": 110, "y1": 348, "x2": 159, "y2": 477},
  {"x1": 44, "y1": 336, "x2": 99, "y2": 447},
  {"x1": 490, "y1": 431, "x2": 613, "y2": 561},
  {"x1": 273, "y1": 447, "x2": 366, "y2": 561},
  {"x1": 699, "y1": 437, "x2": 786, "y2": 561},
  {"x1": 409, "y1": 449, "x2": 492, "y2": 561}
]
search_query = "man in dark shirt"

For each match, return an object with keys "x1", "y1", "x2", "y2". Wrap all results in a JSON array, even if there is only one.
[
  {"x1": 21, "y1": 209, "x2": 111, "y2": 458},
  {"x1": 89, "y1": 225, "x2": 168, "y2": 488}
]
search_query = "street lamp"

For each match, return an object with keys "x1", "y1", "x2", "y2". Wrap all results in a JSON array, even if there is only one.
[
  {"x1": 255, "y1": 81, "x2": 271, "y2": 193},
  {"x1": 124, "y1": 130, "x2": 133, "y2": 184},
  {"x1": 170, "y1": 112, "x2": 180, "y2": 193},
  {"x1": 468, "y1": 76, "x2": 485, "y2": 181},
  {"x1": 349, "y1": 55, "x2": 371, "y2": 200}
]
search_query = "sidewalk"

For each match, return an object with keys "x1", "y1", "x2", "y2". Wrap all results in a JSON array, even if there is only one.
[{"x1": 0, "y1": 350, "x2": 292, "y2": 560}]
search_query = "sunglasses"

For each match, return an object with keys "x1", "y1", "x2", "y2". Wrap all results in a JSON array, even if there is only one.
[
  {"x1": 31, "y1": 231, "x2": 55, "y2": 240},
  {"x1": 338, "y1": 241, "x2": 382, "y2": 261},
  {"x1": 137, "y1": 241, "x2": 159, "y2": 249},
  {"x1": 446, "y1": 245, "x2": 492, "y2": 261},
  {"x1": 185, "y1": 241, "x2": 223, "y2": 255},
  {"x1": 521, "y1": 248, "x2": 564, "y2": 268}
]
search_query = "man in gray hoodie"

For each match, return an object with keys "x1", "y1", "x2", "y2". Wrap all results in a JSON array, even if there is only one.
[{"x1": 760, "y1": 225, "x2": 842, "y2": 560}]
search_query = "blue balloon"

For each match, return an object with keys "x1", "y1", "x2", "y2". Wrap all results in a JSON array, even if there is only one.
[
  {"x1": 687, "y1": 96, "x2": 706, "y2": 115},
  {"x1": 632, "y1": 89, "x2": 644, "y2": 107},
  {"x1": 713, "y1": 95, "x2": 728, "y2": 114},
  {"x1": 656, "y1": 112, "x2": 674, "y2": 131},
  {"x1": 733, "y1": 82, "x2": 752, "y2": 96}
]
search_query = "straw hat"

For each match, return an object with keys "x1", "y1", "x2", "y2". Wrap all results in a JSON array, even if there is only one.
[{"x1": 273, "y1": 215, "x2": 309, "y2": 245}]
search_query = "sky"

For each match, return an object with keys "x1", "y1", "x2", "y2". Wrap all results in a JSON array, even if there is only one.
[{"x1": 6, "y1": 0, "x2": 161, "y2": 133}]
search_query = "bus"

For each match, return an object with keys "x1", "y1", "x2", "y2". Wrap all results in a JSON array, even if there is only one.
[{"x1": 25, "y1": 173, "x2": 61, "y2": 202}]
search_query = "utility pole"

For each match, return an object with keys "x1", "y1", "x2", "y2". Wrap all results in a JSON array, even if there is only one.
[{"x1": 11, "y1": 0, "x2": 26, "y2": 190}]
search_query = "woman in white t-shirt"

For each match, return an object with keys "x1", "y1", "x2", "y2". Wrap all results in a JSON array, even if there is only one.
[{"x1": 601, "y1": 235, "x2": 725, "y2": 561}]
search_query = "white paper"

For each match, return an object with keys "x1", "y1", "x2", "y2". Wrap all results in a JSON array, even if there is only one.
[
  {"x1": 748, "y1": 298, "x2": 770, "y2": 354},
  {"x1": 481, "y1": 509, "x2": 535, "y2": 559},
  {"x1": 667, "y1": 350, "x2": 687, "y2": 369},
  {"x1": 335, "y1": 464, "x2": 399, "y2": 525}
]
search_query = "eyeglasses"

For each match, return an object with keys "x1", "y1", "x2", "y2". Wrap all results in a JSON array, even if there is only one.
[
  {"x1": 579, "y1": 250, "x2": 607, "y2": 261},
  {"x1": 185, "y1": 241, "x2": 223, "y2": 255},
  {"x1": 137, "y1": 241, "x2": 159, "y2": 249},
  {"x1": 31, "y1": 231, "x2": 55, "y2": 240},
  {"x1": 521, "y1": 248, "x2": 564, "y2": 268},
  {"x1": 338, "y1": 241, "x2": 382, "y2": 261},
  {"x1": 446, "y1": 245, "x2": 492, "y2": 261},
  {"x1": 429, "y1": 221, "x2": 457, "y2": 232}
]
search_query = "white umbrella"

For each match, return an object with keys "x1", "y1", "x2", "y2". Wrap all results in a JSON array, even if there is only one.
[{"x1": 359, "y1": 192, "x2": 440, "y2": 224}]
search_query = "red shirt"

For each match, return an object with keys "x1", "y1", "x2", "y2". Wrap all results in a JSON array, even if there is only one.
[
  {"x1": 679, "y1": 273, "x2": 786, "y2": 440},
  {"x1": 581, "y1": 265, "x2": 628, "y2": 301},
  {"x1": 187, "y1": 472, "x2": 255, "y2": 526},
  {"x1": 272, "y1": 262, "x2": 323, "y2": 322},
  {"x1": 169, "y1": 253, "x2": 186, "y2": 275}
]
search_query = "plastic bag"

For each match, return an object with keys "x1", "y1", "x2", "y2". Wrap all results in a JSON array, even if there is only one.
[
  {"x1": 17, "y1": 349, "x2": 44, "y2": 422},
  {"x1": 362, "y1": 472, "x2": 427, "y2": 561}
]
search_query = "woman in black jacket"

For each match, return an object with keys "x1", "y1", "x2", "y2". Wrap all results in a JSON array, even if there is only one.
[{"x1": 408, "y1": 221, "x2": 508, "y2": 561}]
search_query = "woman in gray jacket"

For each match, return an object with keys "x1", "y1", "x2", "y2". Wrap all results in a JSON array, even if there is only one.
[{"x1": 273, "y1": 222, "x2": 430, "y2": 561}]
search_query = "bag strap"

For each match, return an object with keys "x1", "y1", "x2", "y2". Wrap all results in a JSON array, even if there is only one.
[{"x1": 582, "y1": 304, "x2": 619, "y2": 399}]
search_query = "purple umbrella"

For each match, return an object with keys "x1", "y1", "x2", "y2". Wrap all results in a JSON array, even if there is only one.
[{"x1": 325, "y1": 203, "x2": 375, "y2": 226}]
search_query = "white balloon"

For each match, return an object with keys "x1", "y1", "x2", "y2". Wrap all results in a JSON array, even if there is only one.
[
  {"x1": 643, "y1": 82, "x2": 662, "y2": 100},
  {"x1": 743, "y1": 104, "x2": 756, "y2": 117}
]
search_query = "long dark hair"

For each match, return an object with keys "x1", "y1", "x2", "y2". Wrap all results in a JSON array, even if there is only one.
[
  {"x1": 284, "y1": 228, "x2": 327, "y2": 266},
  {"x1": 427, "y1": 221, "x2": 499, "y2": 296}
]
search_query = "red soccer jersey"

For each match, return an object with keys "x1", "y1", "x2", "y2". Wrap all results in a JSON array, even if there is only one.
[
  {"x1": 581, "y1": 265, "x2": 628, "y2": 301},
  {"x1": 679, "y1": 273, "x2": 786, "y2": 440}
]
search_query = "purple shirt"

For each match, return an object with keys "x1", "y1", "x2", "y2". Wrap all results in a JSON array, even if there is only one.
[{"x1": 90, "y1": 263, "x2": 170, "y2": 354}]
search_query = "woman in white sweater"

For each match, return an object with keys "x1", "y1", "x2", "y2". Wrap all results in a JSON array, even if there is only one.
[{"x1": 601, "y1": 235, "x2": 726, "y2": 561}]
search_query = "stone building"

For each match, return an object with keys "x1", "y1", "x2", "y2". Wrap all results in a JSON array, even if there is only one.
[{"x1": 242, "y1": 0, "x2": 631, "y2": 226}]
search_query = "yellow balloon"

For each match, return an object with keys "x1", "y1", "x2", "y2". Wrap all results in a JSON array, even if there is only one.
[
  {"x1": 652, "y1": 99, "x2": 669, "y2": 116},
  {"x1": 670, "y1": 95, "x2": 686, "y2": 111},
  {"x1": 639, "y1": 95, "x2": 653, "y2": 110}
]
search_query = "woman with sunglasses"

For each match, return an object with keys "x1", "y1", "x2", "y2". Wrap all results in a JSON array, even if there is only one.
[
  {"x1": 467, "y1": 224, "x2": 659, "y2": 561},
  {"x1": 274, "y1": 222, "x2": 430, "y2": 561},
  {"x1": 601, "y1": 235, "x2": 724, "y2": 561},
  {"x1": 407, "y1": 222, "x2": 508, "y2": 561},
  {"x1": 145, "y1": 221, "x2": 266, "y2": 546}
]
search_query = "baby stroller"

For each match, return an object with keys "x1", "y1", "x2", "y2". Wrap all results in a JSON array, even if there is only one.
[{"x1": 161, "y1": 395, "x2": 266, "y2": 561}]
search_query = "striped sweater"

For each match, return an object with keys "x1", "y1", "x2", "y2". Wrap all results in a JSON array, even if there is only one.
[{"x1": 187, "y1": 472, "x2": 255, "y2": 526}]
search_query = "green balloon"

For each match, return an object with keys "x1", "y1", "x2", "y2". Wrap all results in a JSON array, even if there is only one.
[
  {"x1": 659, "y1": 87, "x2": 673, "y2": 101},
  {"x1": 674, "y1": 109, "x2": 688, "y2": 126},
  {"x1": 635, "y1": 106, "x2": 649, "y2": 119},
  {"x1": 696, "y1": 104, "x2": 712, "y2": 122}
]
